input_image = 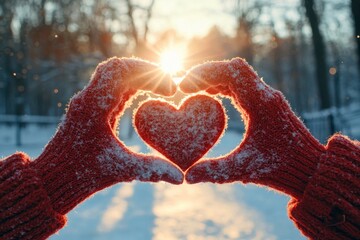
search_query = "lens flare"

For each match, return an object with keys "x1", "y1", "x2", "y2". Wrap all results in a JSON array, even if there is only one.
[
  {"x1": 160, "y1": 49, "x2": 184, "y2": 75},
  {"x1": 172, "y1": 77, "x2": 183, "y2": 85}
]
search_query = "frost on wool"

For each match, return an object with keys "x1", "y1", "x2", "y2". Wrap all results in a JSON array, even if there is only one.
[
  {"x1": 134, "y1": 94, "x2": 227, "y2": 171},
  {"x1": 96, "y1": 138, "x2": 183, "y2": 182},
  {"x1": 89, "y1": 58, "x2": 126, "y2": 111},
  {"x1": 187, "y1": 58, "x2": 276, "y2": 102}
]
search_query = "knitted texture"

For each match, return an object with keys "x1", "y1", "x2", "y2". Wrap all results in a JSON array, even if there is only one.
[
  {"x1": 0, "y1": 153, "x2": 65, "y2": 240},
  {"x1": 29, "y1": 57, "x2": 182, "y2": 215},
  {"x1": 181, "y1": 58, "x2": 325, "y2": 200},
  {"x1": 289, "y1": 134, "x2": 360, "y2": 239},
  {"x1": 134, "y1": 94, "x2": 226, "y2": 171}
]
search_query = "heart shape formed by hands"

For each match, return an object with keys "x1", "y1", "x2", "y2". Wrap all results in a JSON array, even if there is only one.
[{"x1": 134, "y1": 95, "x2": 227, "y2": 171}]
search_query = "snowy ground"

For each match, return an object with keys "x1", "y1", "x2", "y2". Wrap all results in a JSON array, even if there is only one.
[{"x1": 0, "y1": 120, "x2": 305, "y2": 240}]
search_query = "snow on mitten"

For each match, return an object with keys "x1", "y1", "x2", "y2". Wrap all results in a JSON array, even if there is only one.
[
  {"x1": 180, "y1": 58, "x2": 325, "y2": 200},
  {"x1": 31, "y1": 57, "x2": 183, "y2": 215},
  {"x1": 134, "y1": 94, "x2": 226, "y2": 171}
]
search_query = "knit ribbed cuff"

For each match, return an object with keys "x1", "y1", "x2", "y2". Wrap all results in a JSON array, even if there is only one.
[
  {"x1": 0, "y1": 153, "x2": 66, "y2": 240},
  {"x1": 269, "y1": 143, "x2": 323, "y2": 200},
  {"x1": 288, "y1": 135, "x2": 360, "y2": 239},
  {"x1": 258, "y1": 109, "x2": 326, "y2": 200},
  {"x1": 31, "y1": 149, "x2": 116, "y2": 215}
]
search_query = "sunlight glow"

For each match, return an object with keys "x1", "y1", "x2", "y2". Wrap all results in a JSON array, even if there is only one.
[
  {"x1": 152, "y1": 184, "x2": 277, "y2": 240},
  {"x1": 160, "y1": 49, "x2": 184, "y2": 75},
  {"x1": 98, "y1": 183, "x2": 135, "y2": 232},
  {"x1": 172, "y1": 77, "x2": 183, "y2": 85}
]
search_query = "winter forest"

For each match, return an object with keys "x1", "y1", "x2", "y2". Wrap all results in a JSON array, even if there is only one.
[
  {"x1": 1, "y1": 0, "x2": 360, "y2": 142},
  {"x1": 0, "y1": 0, "x2": 360, "y2": 239}
]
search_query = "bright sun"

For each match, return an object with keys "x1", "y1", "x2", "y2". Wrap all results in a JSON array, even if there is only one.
[{"x1": 160, "y1": 49, "x2": 184, "y2": 76}]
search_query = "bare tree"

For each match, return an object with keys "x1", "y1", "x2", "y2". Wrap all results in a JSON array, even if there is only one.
[
  {"x1": 186, "y1": 26, "x2": 233, "y2": 67},
  {"x1": 286, "y1": 19, "x2": 303, "y2": 113},
  {"x1": 269, "y1": 22, "x2": 285, "y2": 93},
  {"x1": 230, "y1": 0, "x2": 264, "y2": 64},
  {"x1": 303, "y1": 0, "x2": 331, "y2": 110},
  {"x1": 0, "y1": 0, "x2": 17, "y2": 115},
  {"x1": 351, "y1": 0, "x2": 360, "y2": 77},
  {"x1": 125, "y1": 0, "x2": 155, "y2": 57},
  {"x1": 224, "y1": 0, "x2": 264, "y2": 64}
]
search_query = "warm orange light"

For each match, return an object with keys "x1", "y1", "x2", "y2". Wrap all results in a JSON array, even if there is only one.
[
  {"x1": 172, "y1": 77, "x2": 183, "y2": 85},
  {"x1": 160, "y1": 49, "x2": 184, "y2": 76},
  {"x1": 329, "y1": 67, "x2": 337, "y2": 75}
]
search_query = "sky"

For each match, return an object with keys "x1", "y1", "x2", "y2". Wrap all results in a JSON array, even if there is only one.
[
  {"x1": 148, "y1": 0, "x2": 237, "y2": 40},
  {"x1": 147, "y1": 0, "x2": 304, "y2": 42}
]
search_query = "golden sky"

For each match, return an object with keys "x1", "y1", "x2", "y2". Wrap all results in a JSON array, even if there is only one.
[{"x1": 149, "y1": 0, "x2": 236, "y2": 40}]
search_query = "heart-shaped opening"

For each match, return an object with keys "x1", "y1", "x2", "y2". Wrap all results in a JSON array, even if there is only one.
[
  {"x1": 134, "y1": 94, "x2": 226, "y2": 171},
  {"x1": 117, "y1": 91, "x2": 243, "y2": 170}
]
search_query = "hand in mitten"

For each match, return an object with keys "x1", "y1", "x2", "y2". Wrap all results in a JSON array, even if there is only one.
[
  {"x1": 31, "y1": 57, "x2": 183, "y2": 215},
  {"x1": 180, "y1": 58, "x2": 325, "y2": 200}
]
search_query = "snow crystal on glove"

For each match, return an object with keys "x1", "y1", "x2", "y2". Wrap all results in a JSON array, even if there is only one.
[{"x1": 134, "y1": 94, "x2": 227, "y2": 171}]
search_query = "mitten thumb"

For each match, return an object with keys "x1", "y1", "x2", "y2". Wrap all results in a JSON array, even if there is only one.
[
  {"x1": 186, "y1": 157, "x2": 241, "y2": 184},
  {"x1": 131, "y1": 155, "x2": 184, "y2": 184}
]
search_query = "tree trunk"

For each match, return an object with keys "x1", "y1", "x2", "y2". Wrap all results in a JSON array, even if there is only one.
[
  {"x1": 236, "y1": 18, "x2": 254, "y2": 64},
  {"x1": 125, "y1": 0, "x2": 139, "y2": 46},
  {"x1": 271, "y1": 32, "x2": 284, "y2": 93},
  {"x1": 351, "y1": 0, "x2": 360, "y2": 76},
  {"x1": 303, "y1": 0, "x2": 331, "y2": 110},
  {"x1": 288, "y1": 27, "x2": 302, "y2": 113},
  {"x1": 143, "y1": 0, "x2": 155, "y2": 43}
]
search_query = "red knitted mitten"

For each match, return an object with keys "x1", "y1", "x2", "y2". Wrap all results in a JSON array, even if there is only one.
[
  {"x1": 31, "y1": 57, "x2": 183, "y2": 215},
  {"x1": 180, "y1": 58, "x2": 325, "y2": 200},
  {"x1": 0, "y1": 153, "x2": 66, "y2": 240},
  {"x1": 289, "y1": 135, "x2": 360, "y2": 239}
]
